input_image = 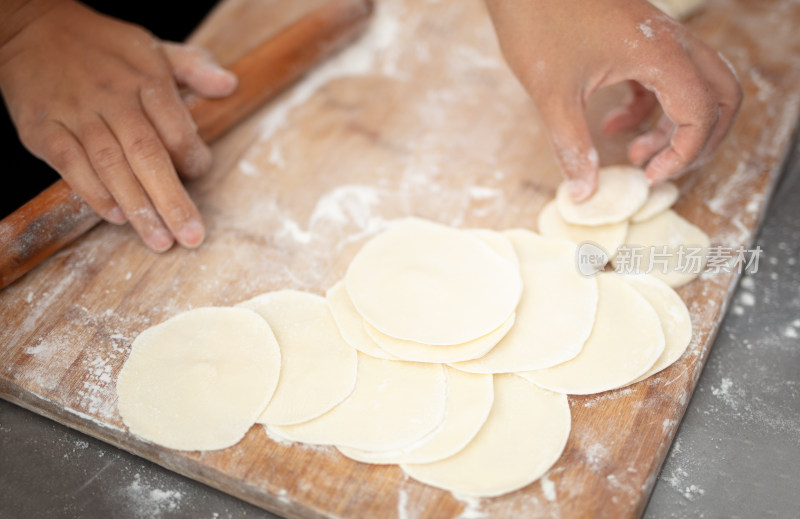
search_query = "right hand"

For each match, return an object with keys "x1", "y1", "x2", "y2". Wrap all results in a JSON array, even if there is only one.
[
  {"x1": 0, "y1": 0, "x2": 237, "y2": 251},
  {"x1": 486, "y1": 0, "x2": 743, "y2": 201}
]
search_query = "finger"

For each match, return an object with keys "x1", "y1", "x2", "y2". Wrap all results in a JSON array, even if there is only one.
[
  {"x1": 78, "y1": 116, "x2": 175, "y2": 252},
  {"x1": 628, "y1": 114, "x2": 674, "y2": 167},
  {"x1": 21, "y1": 121, "x2": 126, "y2": 224},
  {"x1": 161, "y1": 42, "x2": 237, "y2": 98},
  {"x1": 641, "y1": 58, "x2": 720, "y2": 183},
  {"x1": 139, "y1": 79, "x2": 212, "y2": 179},
  {"x1": 540, "y1": 99, "x2": 599, "y2": 201},
  {"x1": 686, "y1": 46, "x2": 743, "y2": 165},
  {"x1": 109, "y1": 107, "x2": 205, "y2": 248},
  {"x1": 602, "y1": 81, "x2": 660, "y2": 135}
]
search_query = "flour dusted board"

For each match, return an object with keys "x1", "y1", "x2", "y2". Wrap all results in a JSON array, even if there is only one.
[{"x1": 2, "y1": 0, "x2": 800, "y2": 517}]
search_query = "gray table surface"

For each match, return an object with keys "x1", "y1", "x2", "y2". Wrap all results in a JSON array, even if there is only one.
[{"x1": 1, "y1": 146, "x2": 798, "y2": 518}]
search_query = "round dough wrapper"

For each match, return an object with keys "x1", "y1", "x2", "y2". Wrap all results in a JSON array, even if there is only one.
[
  {"x1": 363, "y1": 314, "x2": 515, "y2": 363},
  {"x1": 631, "y1": 181, "x2": 679, "y2": 223},
  {"x1": 451, "y1": 231, "x2": 598, "y2": 373},
  {"x1": 556, "y1": 166, "x2": 649, "y2": 225},
  {"x1": 270, "y1": 354, "x2": 447, "y2": 451},
  {"x1": 116, "y1": 307, "x2": 281, "y2": 451},
  {"x1": 345, "y1": 218, "x2": 522, "y2": 345},
  {"x1": 469, "y1": 229, "x2": 520, "y2": 268},
  {"x1": 520, "y1": 273, "x2": 665, "y2": 394},
  {"x1": 537, "y1": 200, "x2": 628, "y2": 259},
  {"x1": 326, "y1": 281, "x2": 396, "y2": 360},
  {"x1": 401, "y1": 374, "x2": 570, "y2": 498},
  {"x1": 650, "y1": 0, "x2": 705, "y2": 19},
  {"x1": 337, "y1": 368, "x2": 493, "y2": 464},
  {"x1": 612, "y1": 209, "x2": 710, "y2": 288},
  {"x1": 623, "y1": 274, "x2": 693, "y2": 383},
  {"x1": 238, "y1": 290, "x2": 358, "y2": 426}
]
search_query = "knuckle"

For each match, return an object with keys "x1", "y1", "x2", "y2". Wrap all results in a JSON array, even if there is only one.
[
  {"x1": 92, "y1": 145, "x2": 127, "y2": 172},
  {"x1": 127, "y1": 134, "x2": 165, "y2": 164}
]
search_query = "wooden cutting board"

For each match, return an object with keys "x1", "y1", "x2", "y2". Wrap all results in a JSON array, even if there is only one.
[{"x1": 2, "y1": 0, "x2": 799, "y2": 517}]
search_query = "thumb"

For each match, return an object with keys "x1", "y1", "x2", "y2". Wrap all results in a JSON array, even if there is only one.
[
  {"x1": 161, "y1": 42, "x2": 238, "y2": 98},
  {"x1": 541, "y1": 101, "x2": 599, "y2": 202}
]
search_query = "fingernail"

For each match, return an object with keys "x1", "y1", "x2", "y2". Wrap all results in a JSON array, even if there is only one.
[
  {"x1": 107, "y1": 206, "x2": 126, "y2": 224},
  {"x1": 178, "y1": 220, "x2": 205, "y2": 248},
  {"x1": 568, "y1": 180, "x2": 592, "y2": 202},
  {"x1": 150, "y1": 229, "x2": 175, "y2": 252}
]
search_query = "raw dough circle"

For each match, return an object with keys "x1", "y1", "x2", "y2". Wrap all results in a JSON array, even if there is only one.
[
  {"x1": 521, "y1": 273, "x2": 665, "y2": 394},
  {"x1": 469, "y1": 229, "x2": 520, "y2": 268},
  {"x1": 326, "y1": 280, "x2": 396, "y2": 360},
  {"x1": 345, "y1": 218, "x2": 522, "y2": 345},
  {"x1": 238, "y1": 290, "x2": 358, "y2": 426},
  {"x1": 337, "y1": 367, "x2": 493, "y2": 464},
  {"x1": 451, "y1": 231, "x2": 598, "y2": 373},
  {"x1": 612, "y1": 209, "x2": 710, "y2": 288},
  {"x1": 401, "y1": 374, "x2": 570, "y2": 498},
  {"x1": 556, "y1": 166, "x2": 649, "y2": 225},
  {"x1": 537, "y1": 200, "x2": 628, "y2": 259},
  {"x1": 116, "y1": 307, "x2": 281, "y2": 451},
  {"x1": 270, "y1": 353, "x2": 447, "y2": 451},
  {"x1": 631, "y1": 181, "x2": 679, "y2": 223},
  {"x1": 623, "y1": 274, "x2": 693, "y2": 383},
  {"x1": 363, "y1": 314, "x2": 515, "y2": 363}
]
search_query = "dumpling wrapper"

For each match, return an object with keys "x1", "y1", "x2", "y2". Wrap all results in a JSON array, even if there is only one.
[
  {"x1": 116, "y1": 307, "x2": 281, "y2": 451},
  {"x1": 520, "y1": 273, "x2": 665, "y2": 394},
  {"x1": 345, "y1": 218, "x2": 522, "y2": 345},
  {"x1": 622, "y1": 274, "x2": 693, "y2": 383},
  {"x1": 401, "y1": 374, "x2": 570, "y2": 498},
  {"x1": 556, "y1": 165, "x2": 649, "y2": 225},
  {"x1": 451, "y1": 231, "x2": 597, "y2": 373},
  {"x1": 270, "y1": 354, "x2": 447, "y2": 451},
  {"x1": 326, "y1": 280, "x2": 396, "y2": 360},
  {"x1": 612, "y1": 209, "x2": 710, "y2": 288},
  {"x1": 337, "y1": 368, "x2": 493, "y2": 464},
  {"x1": 631, "y1": 181, "x2": 679, "y2": 223},
  {"x1": 363, "y1": 314, "x2": 515, "y2": 363},
  {"x1": 537, "y1": 200, "x2": 628, "y2": 259},
  {"x1": 238, "y1": 290, "x2": 358, "y2": 426}
]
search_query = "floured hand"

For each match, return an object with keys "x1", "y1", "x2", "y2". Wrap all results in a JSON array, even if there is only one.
[
  {"x1": 486, "y1": 0, "x2": 742, "y2": 201},
  {"x1": 0, "y1": 0, "x2": 237, "y2": 250}
]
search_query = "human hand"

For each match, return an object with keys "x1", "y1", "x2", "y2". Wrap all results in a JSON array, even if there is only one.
[
  {"x1": 0, "y1": 0, "x2": 237, "y2": 251},
  {"x1": 486, "y1": 0, "x2": 742, "y2": 201}
]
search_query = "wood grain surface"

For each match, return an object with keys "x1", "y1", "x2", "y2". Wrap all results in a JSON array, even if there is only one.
[{"x1": 2, "y1": 0, "x2": 800, "y2": 518}]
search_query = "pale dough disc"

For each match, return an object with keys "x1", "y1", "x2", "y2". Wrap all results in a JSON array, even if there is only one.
[
  {"x1": 326, "y1": 280, "x2": 396, "y2": 360},
  {"x1": 238, "y1": 290, "x2": 358, "y2": 426},
  {"x1": 537, "y1": 200, "x2": 628, "y2": 258},
  {"x1": 401, "y1": 374, "x2": 570, "y2": 498},
  {"x1": 345, "y1": 218, "x2": 522, "y2": 345},
  {"x1": 612, "y1": 209, "x2": 710, "y2": 288},
  {"x1": 622, "y1": 274, "x2": 693, "y2": 383},
  {"x1": 337, "y1": 367, "x2": 493, "y2": 464},
  {"x1": 555, "y1": 166, "x2": 649, "y2": 225},
  {"x1": 469, "y1": 229, "x2": 520, "y2": 268},
  {"x1": 631, "y1": 181, "x2": 679, "y2": 223},
  {"x1": 270, "y1": 353, "x2": 447, "y2": 451},
  {"x1": 650, "y1": 0, "x2": 705, "y2": 19},
  {"x1": 363, "y1": 314, "x2": 515, "y2": 363},
  {"x1": 451, "y1": 230, "x2": 598, "y2": 373},
  {"x1": 520, "y1": 273, "x2": 665, "y2": 394},
  {"x1": 116, "y1": 307, "x2": 281, "y2": 451}
]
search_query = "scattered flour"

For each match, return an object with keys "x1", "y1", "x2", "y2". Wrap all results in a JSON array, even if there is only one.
[
  {"x1": 540, "y1": 474, "x2": 557, "y2": 502},
  {"x1": 454, "y1": 495, "x2": 486, "y2": 519},
  {"x1": 124, "y1": 473, "x2": 183, "y2": 519}
]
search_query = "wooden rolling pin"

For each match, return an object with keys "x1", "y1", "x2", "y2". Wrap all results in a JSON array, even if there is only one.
[{"x1": 0, "y1": 0, "x2": 372, "y2": 290}]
